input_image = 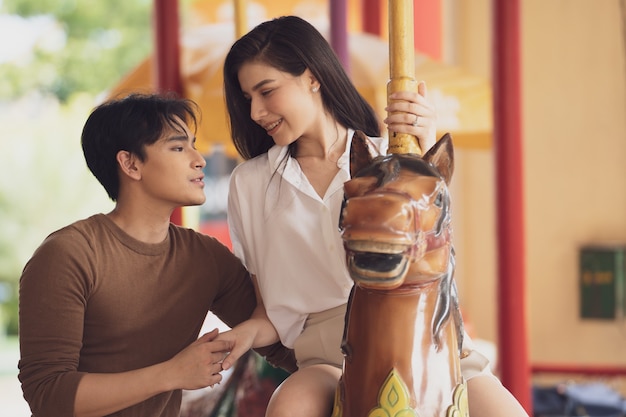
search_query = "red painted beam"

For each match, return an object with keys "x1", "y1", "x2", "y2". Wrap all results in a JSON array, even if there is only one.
[
  {"x1": 154, "y1": 0, "x2": 182, "y2": 95},
  {"x1": 532, "y1": 364, "x2": 626, "y2": 376},
  {"x1": 154, "y1": 0, "x2": 183, "y2": 225},
  {"x1": 362, "y1": 0, "x2": 382, "y2": 36},
  {"x1": 493, "y1": 0, "x2": 531, "y2": 412},
  {"x1": 413, "y1": 0, "x2": 441, "y2": 60}
]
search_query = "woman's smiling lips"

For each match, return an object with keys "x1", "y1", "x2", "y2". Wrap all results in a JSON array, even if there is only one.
[{"x1": 264, "y1": 119, "x2": 282, "y2": 135}]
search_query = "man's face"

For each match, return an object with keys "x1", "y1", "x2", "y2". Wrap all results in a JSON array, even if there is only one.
[{"x1": 135, "y1": 117, "x2": 207, "y2": 209}]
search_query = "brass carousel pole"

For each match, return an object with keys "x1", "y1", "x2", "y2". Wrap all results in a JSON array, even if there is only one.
[{"x1": 387, "y1": 0, "x2": 421, "y2": 155}]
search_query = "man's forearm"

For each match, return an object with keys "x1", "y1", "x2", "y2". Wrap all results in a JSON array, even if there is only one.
[
  {"x1": 74, "y1": 363, "x2": 172, "y2": 417},
  {"x1": 74, "y1": 331, "x2": 227, "y2": 417}
]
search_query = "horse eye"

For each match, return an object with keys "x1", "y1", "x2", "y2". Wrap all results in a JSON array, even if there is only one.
[{"x1": 434, "y1": 191, "x2": 444, "y2": 208}]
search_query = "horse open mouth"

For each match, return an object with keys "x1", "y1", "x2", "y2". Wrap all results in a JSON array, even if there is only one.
[{"x1": 346, "y1": 250, "x2": 410, "y2": 289}]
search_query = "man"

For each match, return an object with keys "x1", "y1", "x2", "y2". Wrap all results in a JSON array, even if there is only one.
[{"x1": 18, "y1": 93, "x2": 294, "y2": 417}]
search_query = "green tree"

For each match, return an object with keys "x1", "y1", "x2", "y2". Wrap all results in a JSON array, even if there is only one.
[
  {"x1": 0, "y1": 0, "x2": 153, "y2": 101},
  {"x1": 0, "y1": 94, "x2": 117, "y2": 334}
]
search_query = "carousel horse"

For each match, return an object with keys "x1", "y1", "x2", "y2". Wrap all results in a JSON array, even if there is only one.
[{"x1": 332, "y1": 131, "x2": 468, "y2": 417}]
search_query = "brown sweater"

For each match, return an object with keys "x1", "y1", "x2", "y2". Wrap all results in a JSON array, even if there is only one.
[{"x1": 18, "y1": 214, "x2": 293, "y2": 417}]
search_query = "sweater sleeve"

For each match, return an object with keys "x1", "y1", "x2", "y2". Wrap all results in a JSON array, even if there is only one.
[
  {"x1": 18, "y1": 229, "x2": 92, "y2": 417},
  {"x1": 205, "y1": 237, "x2": 257, "y2": 330},
  {"x1": 254, "y1": 342, "x2": 298, "y2": 374}
]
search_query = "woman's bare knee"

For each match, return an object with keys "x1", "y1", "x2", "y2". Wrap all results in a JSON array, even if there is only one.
[{"x1": 266, "y1": 365, "x2": 341, "y2": 417}]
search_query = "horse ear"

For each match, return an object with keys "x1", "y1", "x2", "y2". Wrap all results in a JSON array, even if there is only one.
[
  {"x1": 423, "y1": 133, "x2": 454, "y2": 184},
  {"x1": 350, "y1": 130, "x2": 377, "y2": 177}
]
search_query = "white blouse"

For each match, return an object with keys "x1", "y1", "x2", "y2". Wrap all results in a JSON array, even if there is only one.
[{"x1": 227, "y1": 129, "x2": 386, "y2": 347}]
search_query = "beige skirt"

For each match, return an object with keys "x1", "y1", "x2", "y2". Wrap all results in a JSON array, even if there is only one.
[
  {"x1": 292, "y1": 303, "x2": 493, "y2": 381},
  {"x1": 293, "y1": 303, "x2": 347, "y2": 369}
]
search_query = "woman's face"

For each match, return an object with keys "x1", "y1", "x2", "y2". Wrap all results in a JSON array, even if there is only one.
[{"x1": 238, "y1": 61, "x2": 320, "y2": 146}]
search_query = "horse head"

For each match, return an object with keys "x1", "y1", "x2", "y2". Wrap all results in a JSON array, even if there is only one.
[
  {"x1": 340, "y1": 131, "x2": 454, "y2": 291},
  {"x1": 334, "y1": 132, "x2": 467, "y2": 417}
]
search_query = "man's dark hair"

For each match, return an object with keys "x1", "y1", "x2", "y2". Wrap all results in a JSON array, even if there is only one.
[{"x1": 81, "y1": 93, "x2": 200, "y2": 201}]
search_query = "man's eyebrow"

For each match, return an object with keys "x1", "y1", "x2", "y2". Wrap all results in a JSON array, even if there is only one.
[{"x1": 164, "y1": 134, "x2": 192, "y2": 143}]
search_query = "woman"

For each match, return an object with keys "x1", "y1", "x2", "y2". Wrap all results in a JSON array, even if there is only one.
[{"x1": 218, "y1": 15, "x2": 529, "y2": 417}]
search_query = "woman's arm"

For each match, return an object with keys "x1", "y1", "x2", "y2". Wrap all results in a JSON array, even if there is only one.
[{"x1": 216, "y1": 274, "x2": 280, "y2": 371}]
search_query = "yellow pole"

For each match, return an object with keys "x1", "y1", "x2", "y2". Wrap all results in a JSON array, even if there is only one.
[
  {"x1": 234, "y1": 0, "x2": 247, "y2": 38},
  {"x1": 387, "y1": 0, "x2": 421, "y2": 155}
]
